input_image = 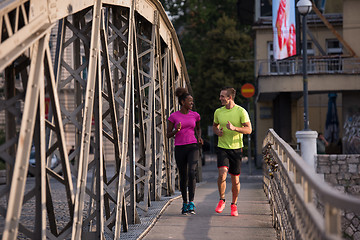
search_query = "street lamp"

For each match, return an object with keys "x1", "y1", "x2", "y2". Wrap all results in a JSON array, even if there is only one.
[{"x1": 297, "y1": 0, "x2": 312, "y2": 130}]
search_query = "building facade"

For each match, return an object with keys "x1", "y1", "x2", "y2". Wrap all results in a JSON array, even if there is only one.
[{"x1": 254, "y1": 0, "x2": 360, "y2": 163}]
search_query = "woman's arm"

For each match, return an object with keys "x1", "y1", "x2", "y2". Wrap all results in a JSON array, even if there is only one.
[
  {"x1": 195, "y1": 121, "x2": 203, "y2": 144},
  {"x1": 167, "y1": 120, "x2": 181, "y2": 138}
]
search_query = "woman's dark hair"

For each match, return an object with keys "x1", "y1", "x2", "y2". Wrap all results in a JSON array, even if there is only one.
[{"x1": 175, "y1": 87, "x2": 191, "y2": 106}]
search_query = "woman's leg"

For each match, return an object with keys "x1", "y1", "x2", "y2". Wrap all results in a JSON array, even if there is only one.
[
  {"x1": 175, "y1": 146, "x2": 188, "y2": 203},
  {"x1": 187, "y1": 144, "x2": 199, "y2": 202}
]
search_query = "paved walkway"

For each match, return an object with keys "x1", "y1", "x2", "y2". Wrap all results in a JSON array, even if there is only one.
[{"x1": 141, "y1": 155, "x2": 278, "y2": 240}]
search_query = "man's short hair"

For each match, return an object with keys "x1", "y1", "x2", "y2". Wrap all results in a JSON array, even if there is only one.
[{"x1": 221, "y1": 87, "x2": 236, "y2": 99}]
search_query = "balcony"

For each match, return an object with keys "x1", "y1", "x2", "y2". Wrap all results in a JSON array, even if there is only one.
[
  {"x1": 256, "y1": 56, "x2": 360, "y2": 101},
  {"x1": 257, "y1": 57, "x2": 360, "y2": 76}
]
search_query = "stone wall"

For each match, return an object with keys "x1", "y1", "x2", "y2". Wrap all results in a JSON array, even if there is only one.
[{"x1": 316, "y1": 154, "x2": 360, "y2": 240}]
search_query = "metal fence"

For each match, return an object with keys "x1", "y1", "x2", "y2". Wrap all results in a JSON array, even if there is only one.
[{"x1": 258, "y1": 57, "x2": 360, "y2": 76}]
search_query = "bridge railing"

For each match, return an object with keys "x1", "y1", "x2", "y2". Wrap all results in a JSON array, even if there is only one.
[{"x1": 263, "y1": 129, "x2": 360, "y2": 240}]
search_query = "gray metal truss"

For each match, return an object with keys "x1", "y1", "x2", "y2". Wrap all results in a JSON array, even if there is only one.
[{"x1": 0, "y1": 0, "x2": 189, "y2": 239}]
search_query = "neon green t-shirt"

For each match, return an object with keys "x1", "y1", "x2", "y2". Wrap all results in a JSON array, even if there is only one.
[{"x1": 213, "y1": 104, "x2": 250, "y2": 149}]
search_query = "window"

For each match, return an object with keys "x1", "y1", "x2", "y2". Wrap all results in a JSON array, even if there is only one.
[
  {"x1": 326, "y1": 39, "x2": 342, "y2": 72},
  {"x1": 301, "y1": 41, "x2": 315, "y2": 56},
  {"x1": 268, "y1": 42, "x2": 297, "y2": 74},
  {"x1": 301, "y1": 41, "x2": 315, "y2": 73},
  {"x1": 261, "y1": 0, "x2": 272, "y2": 17},
  {"x1": 326, "y1": 39, "x2": 342, "y2": 54},
  {"x1": 268, "y1": 42, "x2": 295, "y2": 74}
]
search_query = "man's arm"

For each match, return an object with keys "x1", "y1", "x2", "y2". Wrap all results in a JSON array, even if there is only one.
[
  {"x1": 213, "y1": 122, "x2": 224, "y2": 137},
  {"x1": 226, "y1": 121, "x2": 252, "y2": 134}
]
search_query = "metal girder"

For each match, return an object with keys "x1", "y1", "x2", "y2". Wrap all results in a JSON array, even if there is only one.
[
  {"x1": 154, "y1": 10, "x2": 172, "y2": 197},
  {"x1": 44, "y1": 40, "x2": 75, "y2": 238},
  {"x1": 0, "y1": 0, "x2": 190, "y2": 239},
  {"x1": 71, "y1": 0, "x2": 103, "y2": 238},
  {"x1": 132, "y1": 12, "x2": 153, "y2": 213},
  {"x1": 2, "y1": 33, "x2": 47, "y2": 240},
  {"x1": 113, "y1": 0, "x2": 135, "y2": 237}
]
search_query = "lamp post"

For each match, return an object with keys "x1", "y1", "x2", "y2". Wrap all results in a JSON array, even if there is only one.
[
  {"x1": 295, "y1": 0, "x2": 317, "y2": 169},
  {"x1": 297, "y1": 0, "x2": 312, "y2": 130}
]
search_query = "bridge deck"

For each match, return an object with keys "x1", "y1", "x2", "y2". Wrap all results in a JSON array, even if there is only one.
[{"x1": 142, "y1": 155, "x2": 278, "y2": 240}]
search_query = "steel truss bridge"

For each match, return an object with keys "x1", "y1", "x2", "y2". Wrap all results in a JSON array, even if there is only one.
[{"x1": 0, "y1": 0, "x2": 190, "y2": 239}]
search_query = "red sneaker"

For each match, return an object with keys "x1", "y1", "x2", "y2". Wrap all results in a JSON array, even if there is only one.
[
  {"x1": 215, "y1": 200, "x2": 225, "y2": 213},
  {"x1": 231, "y1": 204, "x2": 238, "y2": 216}
]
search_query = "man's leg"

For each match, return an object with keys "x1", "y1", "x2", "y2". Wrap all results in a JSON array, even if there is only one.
[
  {"x1": 215, "y1": 148, "x2": 229, "y2": 213},
  {"x1": 226, "y1": 148, "x2": 241, "y2": 216},
  {"x1": 230, "y1": 174, "x2": 240, "y2": 216},
  {"x1": 217, "y1": 167, "x2": 228, "y2": 199},
  {"x1": 230, "y1": 174, "x2": 240, "y2": 204},
  {"x1": 215, "y1": 167, "x2": 228, "y2": 213}
]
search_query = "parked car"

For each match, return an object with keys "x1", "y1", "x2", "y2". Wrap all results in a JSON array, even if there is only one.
[{"x1": 29, "y1": 147, "x2": 59, "y2": 170}]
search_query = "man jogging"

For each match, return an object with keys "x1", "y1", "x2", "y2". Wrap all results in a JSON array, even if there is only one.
[{"x1": 213, "y1": 86, "x2": 252, "y2": 216}]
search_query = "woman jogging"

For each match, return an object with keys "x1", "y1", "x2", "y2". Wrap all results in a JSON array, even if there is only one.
[{"x1": 167, "y1": 87, "x2": 203, "y2": 215}]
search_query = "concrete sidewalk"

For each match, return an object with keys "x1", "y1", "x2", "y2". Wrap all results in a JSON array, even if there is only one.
[{"x1": 141, "y1": 155, "x2": 278, "y2": 240}]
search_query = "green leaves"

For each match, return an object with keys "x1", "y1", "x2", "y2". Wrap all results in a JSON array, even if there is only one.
[{"x1": 161, "y1": 0, "x2": 254, "y2": 137}]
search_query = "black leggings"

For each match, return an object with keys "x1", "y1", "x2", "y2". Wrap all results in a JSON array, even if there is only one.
[{"x1": 175, "y1": 143, "x2": 199, "y2": 203}]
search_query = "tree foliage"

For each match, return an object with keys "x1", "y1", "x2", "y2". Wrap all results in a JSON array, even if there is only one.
[
  {"x1": 160, "y1": 0, "x2": 254, "y2": 137},
  {"x1": 194, "y1": 16, "x2": 253, "y2": 130}
]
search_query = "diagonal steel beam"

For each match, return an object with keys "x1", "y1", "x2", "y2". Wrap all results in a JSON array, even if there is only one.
[
  {"x1": 2, "y1": 34, "x2": 47, "y2": 240},
  {"x1": 44, "y1": 43, "x2": 76, "y2": 237}
]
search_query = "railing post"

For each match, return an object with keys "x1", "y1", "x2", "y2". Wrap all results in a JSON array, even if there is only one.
[
  {"x1": 286, "y1": 156, "x2": 290, "y2": 171},
  {"x1": 294, "y1": 166, "x2": 301, "y2": 184},
  {"x1": 303, "y1": 180, "x2": 312, "y2": 203},
  {"x1": 325, "y1": 203, "x2": 341, "y2": 237},
  {"x1": 295, "y1": 130, "x2": 317, "y2": 168}
]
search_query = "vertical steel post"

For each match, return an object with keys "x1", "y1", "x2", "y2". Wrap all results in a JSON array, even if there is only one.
[
  {"x1": 155, "y1": 11, "x2": 172, "y2": 196},
  {"x1": 149, "y1": 16, "x2": 157, "y2": 201},
  {"x1": 71, "y1": 1, "x2": 102, "y2": 238},
  {"x1": 4, "y1": 65, "x2": 16, "y2": 185},
  {"x1": 247, "y1": 100, "x2": 252, "y2": 175},
  {"x1": 114, "y1": 0, "x2": 136, "y2": 237},
  {"x1": 35, "y1": 46, "x2": 47, "y2": 239}
]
